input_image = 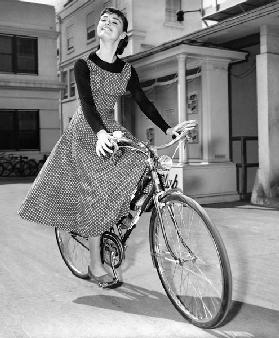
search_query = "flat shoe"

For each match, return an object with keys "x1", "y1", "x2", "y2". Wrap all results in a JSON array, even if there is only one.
[{"x1": 88, "y1": 267, "x2": 122, "y2": 289}]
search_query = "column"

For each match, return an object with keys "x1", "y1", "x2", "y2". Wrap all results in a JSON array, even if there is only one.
[
  {"x1": 177, "y1": 53, "x2": 187, "y2": 164},
  {"x1": 251, "y1": 25, "x2": 279, "y2": 205}
]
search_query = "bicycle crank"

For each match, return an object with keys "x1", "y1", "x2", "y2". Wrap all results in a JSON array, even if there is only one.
[{"x1": 100, "y1": 231, "x2": 124, "y2": 269}]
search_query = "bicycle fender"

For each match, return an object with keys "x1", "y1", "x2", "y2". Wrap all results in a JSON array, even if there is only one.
[{"x1": 158, "y1": 188, "x2": 183, "y2": 201}]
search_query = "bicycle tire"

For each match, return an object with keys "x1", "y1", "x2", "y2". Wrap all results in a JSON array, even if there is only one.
[
  {"x1": 27, "y1": 159, "x2": 38, "y2": 176},
  {"x1": 14, "y1": 160, "x2": 29, "y2": 176},
  {"x1": 2, "y1": 161, "x2": 13, "y2": 176},
  {"x1": 149, "y1": 193, "x2": 232, "y2": 329},
  {"x1": 55, "y1": 228, "x2": 90, "y2": 279},
  {"x1": 0, "y1": 163, "x2": 4, "y2": 176}
]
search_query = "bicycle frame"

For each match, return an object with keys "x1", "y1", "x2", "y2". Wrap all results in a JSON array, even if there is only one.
[{"x1": 113, "y1": 140, "x2": 191, "y2": 265}]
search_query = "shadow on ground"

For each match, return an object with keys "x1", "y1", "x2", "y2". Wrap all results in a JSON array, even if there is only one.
[
  {"x1": 73, "y1": 282, "x2": 279, "y2": 337},
  {"x1": 73, "y1": 282, "x2": 185, "y2": 323}
]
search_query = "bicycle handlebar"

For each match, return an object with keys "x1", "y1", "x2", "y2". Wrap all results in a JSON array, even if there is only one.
[{"x1": 110, "y1": 120, "x2": 198, "y2": 152}]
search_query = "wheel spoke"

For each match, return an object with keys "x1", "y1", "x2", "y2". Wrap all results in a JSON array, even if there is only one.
[{"x1": 56, "y1": 229, "x2": 89, "y2": 278}]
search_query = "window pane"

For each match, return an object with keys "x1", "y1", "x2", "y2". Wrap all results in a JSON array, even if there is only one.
[
  {"x1": 17, "y1": 110, "x2": 39, "y2": 149},
  {"x1": 61, "y1": 71, "x2": 68, "y2": 99},
  {"x1": 103, "y1": 1, "x2": 112, "y2": 8},
  {"x1": 66, "y1": 25, "x2": 74, "y2": 50},
  {"x1": 16, "y1": 37, "x2": 37, "y2": 73},
  {"x1": 18, "y1": 111, "x2": 38, "y2": 130},
  {"x1": 0, "y1": 111, "x2": 15, "y2": 149},
  {"x1": 69, "y1": 69, "x2": 75, "y2": 97},
  {"x1": 0, "y1": 35, "x2": 12, "y2": 53},
  {"x1": 0, "y1": 35, "x2": 13, "y2": 72},
  {"x1": 87, "y1": 11, "x2": 94, "y2": 26},
  {"x1": 166, "y1": 0, "x2": 181, "y2": 22},
  {"x1": 0, "y1": 54, "x2": 13, "y2": 72}
]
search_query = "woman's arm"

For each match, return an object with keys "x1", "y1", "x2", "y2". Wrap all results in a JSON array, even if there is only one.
[
  {"x1": 74, "y1": 59, "x2": 108, "y2": 133},
  {"x1": 127, "y1": 66, "x2": 171, "y2": 134}
]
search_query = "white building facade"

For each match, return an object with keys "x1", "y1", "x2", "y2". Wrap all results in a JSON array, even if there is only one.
[{"x1": 0, "y1": 0, "x2": 61, "y2": 161}]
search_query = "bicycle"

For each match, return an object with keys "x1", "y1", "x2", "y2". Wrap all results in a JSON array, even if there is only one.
[{"x1": 55, "y1": 120, "x2": 232, "y2": 329}]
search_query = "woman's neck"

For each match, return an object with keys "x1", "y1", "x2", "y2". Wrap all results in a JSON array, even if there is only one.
[{"x1": 96, "y1": 41, "x2": 118, "y2": 63}]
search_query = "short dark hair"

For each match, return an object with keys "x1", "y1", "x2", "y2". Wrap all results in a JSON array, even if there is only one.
[{"x1": 100, "y1": 7, "x2": 129, "y2": 55}]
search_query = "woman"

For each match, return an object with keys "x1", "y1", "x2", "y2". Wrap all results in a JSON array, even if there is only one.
[{"x1": 18, "y1": 7, "x2": 176, "y2": 287}]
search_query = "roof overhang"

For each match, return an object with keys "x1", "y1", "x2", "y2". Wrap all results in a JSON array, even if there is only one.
[
  {"x1": 127, "y1": 43, "x2": 247, "y2": 71},
  {"x1": 124, "y1": 0, "x2": 279, "y2": 65}
]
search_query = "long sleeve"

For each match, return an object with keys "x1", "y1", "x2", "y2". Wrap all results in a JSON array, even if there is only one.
[
  {"x1": 127, "y1": 66, "x2": 170, "y2": 134},
  {"x1": 74, "y1": 59, "x2": 108, "y2": 133}
]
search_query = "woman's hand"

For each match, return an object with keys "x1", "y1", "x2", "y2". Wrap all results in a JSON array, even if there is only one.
[
  {"x1": 96, "y1": 130, "x2": 114, "y2": 157},
  {"x1": 166, "y1": 127, "x2": 179, "y2": 139}
]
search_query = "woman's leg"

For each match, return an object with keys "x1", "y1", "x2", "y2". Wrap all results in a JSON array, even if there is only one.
[{"x1": 88, "y1": 235, "x2": 112, "y2": 278}]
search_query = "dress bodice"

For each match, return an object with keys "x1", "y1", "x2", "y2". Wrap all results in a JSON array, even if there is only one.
[{"x1": 85, "y1": 57, "x2": 131, "y2": 118}]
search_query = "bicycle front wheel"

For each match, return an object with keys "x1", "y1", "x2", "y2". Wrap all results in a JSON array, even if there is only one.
[
  {"x1": 55, "y1": 228, "x2": 90, "y2": 279},
  {"x1": 150, "y1": 193, "x2": 232, "y2": 328}
]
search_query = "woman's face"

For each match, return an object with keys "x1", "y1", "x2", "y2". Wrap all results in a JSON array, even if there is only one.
[{"x1": 97, "y1": 12, "x2": 126, "y2": 43}]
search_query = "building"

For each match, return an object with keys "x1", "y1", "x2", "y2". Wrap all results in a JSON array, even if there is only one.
[{"x1": 0, "y1": 0, "x2": 61, "y2": 161}]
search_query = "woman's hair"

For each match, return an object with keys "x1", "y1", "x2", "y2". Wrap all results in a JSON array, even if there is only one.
[{"x1": 100, "y1": 7, "x2": 129, "y2": 55}]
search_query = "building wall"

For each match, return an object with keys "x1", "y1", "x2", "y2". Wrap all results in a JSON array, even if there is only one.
[
  {"x1": 132, "y1": 0, "x2": 202, "y2": 49},
  {"x1": 0, "y1": 0, "x2": 61, "y2": 160}
]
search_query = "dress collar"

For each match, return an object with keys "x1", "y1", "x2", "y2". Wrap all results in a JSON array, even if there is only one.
[{"x1": 89, "y1": 52, "x2": 125, "y2": 73}]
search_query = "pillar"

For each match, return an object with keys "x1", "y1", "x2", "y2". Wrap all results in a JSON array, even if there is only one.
[{"x1": 251, "y1": 25, "x2": 279, "y2": 206}]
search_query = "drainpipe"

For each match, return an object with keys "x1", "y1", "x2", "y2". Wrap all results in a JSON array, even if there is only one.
[
  {"x1": 177, "y1": 53, "x2": 188, "y2": 164},
  {"x1": 57, "y1": 14, "x2": 63, "y2": 135}
]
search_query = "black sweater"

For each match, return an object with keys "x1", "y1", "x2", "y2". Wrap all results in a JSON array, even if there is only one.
[{"x1": 74, "y1": 52, "x2": 170, "y2": 134}]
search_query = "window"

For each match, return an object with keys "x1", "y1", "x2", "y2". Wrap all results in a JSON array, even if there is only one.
[
  {"x1": 61, "y1": 69, "x2": 75, "y2": 99},
  {"x1": 0, "y1": 34, "x2": 38, "y2": 74},
  {"x1": 121, "y1": 7, "x2": 127, "y2": 16},
  {"x1": 0, "y1": 110, "x2": 39, "y2": 150},
  {"x1": 103, "y1": 0, "x2": 112, "y2": 8},
  {"x1": 165, "y1": 0, "x2": 181, "y2": 22},
  {"x1": 61, "y1": 71, "x2": 68, "y2": 99},
  {"x1": 87, "y1": 11, "x2": 96, "y2": 40},
  {"x1": 66, "y1": 25, "x2": 74, "y2": 51},
  {"x1": 69, "y1": 68, "x2": 75, "y2": 97}
]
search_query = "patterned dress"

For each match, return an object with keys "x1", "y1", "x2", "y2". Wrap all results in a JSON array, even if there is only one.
[{"x1": 18, "y1": 53, "x2": 169, "y2": 237}]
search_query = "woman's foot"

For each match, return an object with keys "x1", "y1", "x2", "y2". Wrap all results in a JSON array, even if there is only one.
[{"x1": 88, "y1": 266, "x2": 122, "y2": 289}]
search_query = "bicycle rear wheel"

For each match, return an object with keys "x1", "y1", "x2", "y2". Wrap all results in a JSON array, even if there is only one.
[
  {"x1": 150, "y1": 193, "x2": 232, "y2": 328},
  {"x1": 55, "y1": 228, "x2": 90, "y2": 279}
]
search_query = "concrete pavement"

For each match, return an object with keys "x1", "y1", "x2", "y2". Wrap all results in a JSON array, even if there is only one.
[{"x1": 0, "y1": 179, "x2": 279, "y2": 338}]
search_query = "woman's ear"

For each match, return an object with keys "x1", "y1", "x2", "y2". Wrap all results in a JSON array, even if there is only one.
[{"x1": 119, "y1": 32, "x2": 127, "y2": 41}]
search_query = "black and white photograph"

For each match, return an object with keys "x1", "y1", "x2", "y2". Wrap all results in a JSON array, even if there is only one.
[{"x1": 1, "y1": 0, "x2": 279, "y2": 337}]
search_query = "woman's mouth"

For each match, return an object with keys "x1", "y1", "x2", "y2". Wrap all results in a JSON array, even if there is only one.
[{"x1": 102, "y1": 26, "x2": 112, "y2": 32}]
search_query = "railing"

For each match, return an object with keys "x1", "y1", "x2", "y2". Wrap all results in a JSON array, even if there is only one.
[{"x1": 232, "y1": 136, "x2": 258, "y2": 200}]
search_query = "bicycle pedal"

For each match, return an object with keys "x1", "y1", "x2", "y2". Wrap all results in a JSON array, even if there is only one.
[{"x1": 101, "y1": 278, "x2": 123, "y2": 289}]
